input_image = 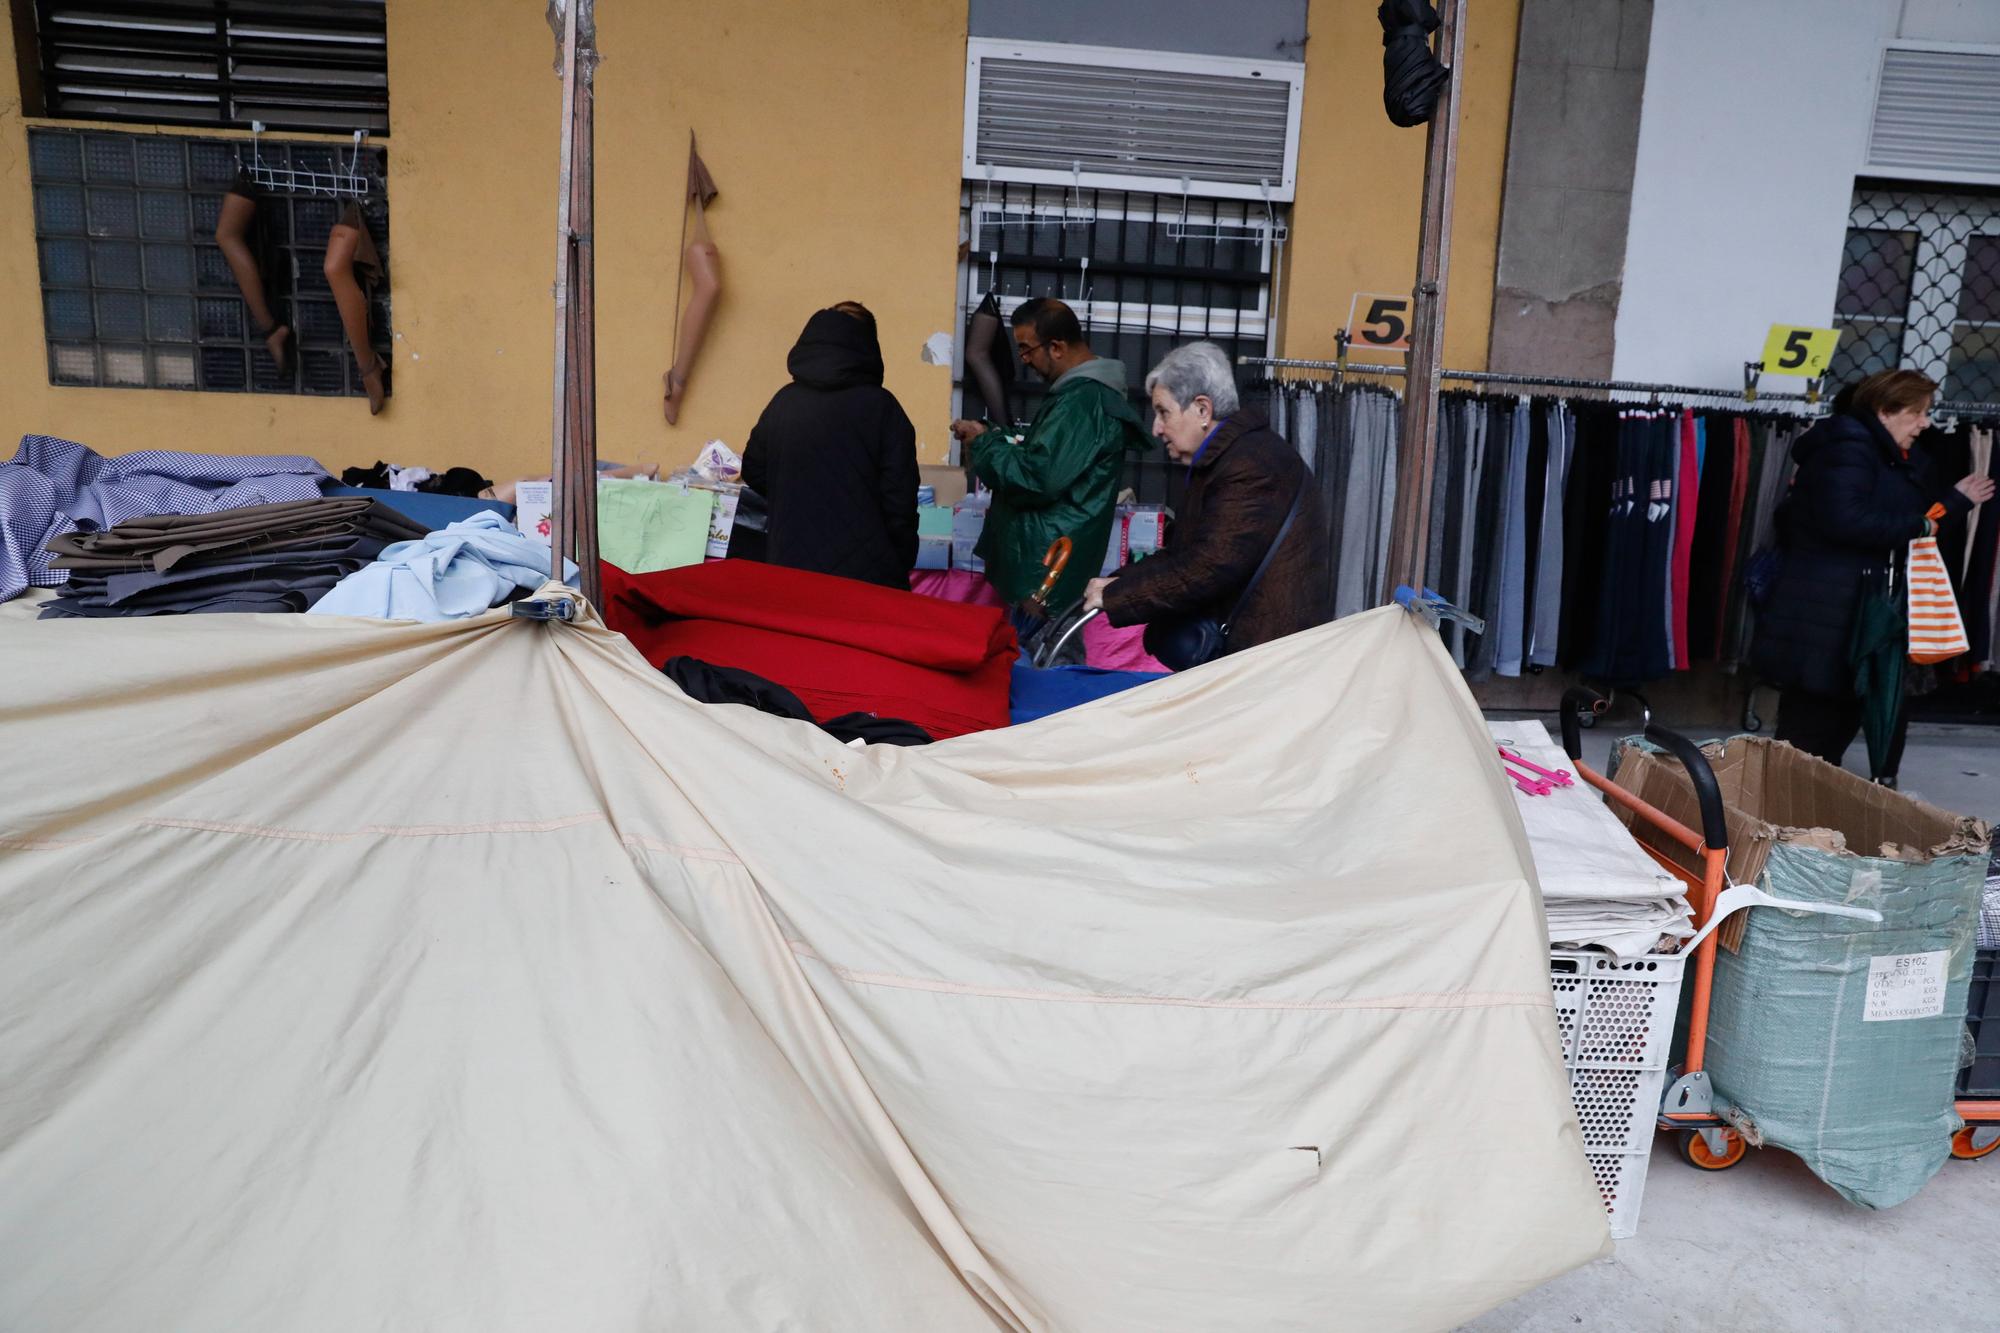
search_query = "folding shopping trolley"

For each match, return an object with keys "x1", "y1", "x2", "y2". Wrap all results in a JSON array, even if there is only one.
[{"x1": 1556, "y1": 688, "x2": 2000, "y2": 1169}]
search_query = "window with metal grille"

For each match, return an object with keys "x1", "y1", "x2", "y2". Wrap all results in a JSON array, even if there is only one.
[
  {"x1": 956, "y1": 181, "x2": 1287, "y2": 504},
  {"x1": 1831, "y1": 182, "x2": 2000, "y2": 406},
  {"x1": 29, "y1": 126, "x2": 390, "y2": 395},
  {"x1": 18, "y1": 0, "x2": 389, "y2": 133}
]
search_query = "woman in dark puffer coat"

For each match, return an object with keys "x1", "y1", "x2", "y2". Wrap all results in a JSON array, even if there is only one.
[
  {"x1": 1751, "y1": 369, "x2": 1994, "y2": 777},
  {"x1": 740, "y1": 302, "x2": 919, "y2": 590}
]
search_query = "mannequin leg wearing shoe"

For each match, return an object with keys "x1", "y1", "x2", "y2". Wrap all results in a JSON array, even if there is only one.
[
  {"x1": 325, "y1": 210, "x2": 386, "y2": 414},
  {"x1": 215, "y1": 188, "x2": 292, "y2": 376}
]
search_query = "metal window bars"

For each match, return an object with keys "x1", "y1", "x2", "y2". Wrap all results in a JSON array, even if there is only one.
[{"x1": 242, "y1": 123, "x2": 375, "y2": 199}]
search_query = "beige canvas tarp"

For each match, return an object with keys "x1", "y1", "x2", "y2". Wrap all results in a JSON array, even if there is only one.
[{"x1": 0, "y1": 591, "x2": 1608, "y2": 1331}]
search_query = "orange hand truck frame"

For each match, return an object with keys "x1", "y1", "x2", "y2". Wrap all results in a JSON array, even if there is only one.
[{"x1": 1557, "y1": 688, "x2": 2000, "y2": 1169}]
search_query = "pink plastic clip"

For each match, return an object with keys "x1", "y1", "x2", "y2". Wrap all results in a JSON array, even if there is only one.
[
  {"x1": 1498, "y1": 750, "x2": 1557, "y2": 797},
  {"x1": 1505, "y1": 769, "x2": 1556, "y2": 797},
  {"x1": 1497, "y1": 746, "x2": 1573, "y2": 788}
]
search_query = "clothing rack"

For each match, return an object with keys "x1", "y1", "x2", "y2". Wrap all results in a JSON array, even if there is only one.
[
  {"x1": 1239, "y1": 355, "x2": 1823, "y2": 406},
  {"x1": 1241, "y1": 354, "x2": 2000, "y2": 419}
]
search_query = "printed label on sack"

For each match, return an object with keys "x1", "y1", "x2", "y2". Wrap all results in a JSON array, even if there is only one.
[{"x1": 1862, "y1": 950, "x2": 1948, "y2": 1022}]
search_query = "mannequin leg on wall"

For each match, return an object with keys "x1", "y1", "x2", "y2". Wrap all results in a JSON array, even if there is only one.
[
  {"x1": 661, "y1": 237, "x2": 721, "y2": 426},
  {"x1": 214, "y1": 187, "x2": 292, "y2": 377},
  {"x1": 324, "y1": 203, "x2": 387, "y2": 415}
]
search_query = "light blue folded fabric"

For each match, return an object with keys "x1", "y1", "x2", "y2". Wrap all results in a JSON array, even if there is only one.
[{"x1": 308, "y1": 511, "x2": 577, "y2": 622}]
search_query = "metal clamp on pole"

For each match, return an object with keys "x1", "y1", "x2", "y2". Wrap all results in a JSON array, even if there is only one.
[
  {"x1": 1805, "y1": 374, "x2": 1825, "y2": 406},
  {"x1": 1394, "y1": 585, "x2": 1485, "y2": 635},
  {"x1": 511, "y1": 596, "x2": 578, "y2": 622},
  {"x1": 1742, "y1": 360, "x2": 1763, "y2": 403}
]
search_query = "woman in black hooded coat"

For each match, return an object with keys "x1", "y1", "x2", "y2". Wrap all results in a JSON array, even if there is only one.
[
  {"x1": 1750, "y1": 369, "x2": 1993, "y2": 773},
  {"x1": 741, "y1": 302, "x2": 919, "y2": 589}
]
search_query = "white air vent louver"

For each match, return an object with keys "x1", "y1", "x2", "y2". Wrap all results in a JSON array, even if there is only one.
[
  {"x1": 965, "y1": 39, "x2": 1303, "y2": 202},
  {"x1": 1867, "y1": 44, "x2": 2000, "y2": 186}
]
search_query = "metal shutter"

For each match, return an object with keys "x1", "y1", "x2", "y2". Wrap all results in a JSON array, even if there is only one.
[
  {"x1": 1867, "y1": 44, "x2": 2000, "y2": 186},
  {"x1": 28, "y1": 1, "x2": 389, "y2": 133},
  {"x1": 965, "y1": 39, "x2": 1302, "y2": 202}
]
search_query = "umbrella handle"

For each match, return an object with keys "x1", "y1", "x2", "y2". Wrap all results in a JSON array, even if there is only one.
[{"x1": 1027, "y1": 536, "x2": 1073, "y2": 612}]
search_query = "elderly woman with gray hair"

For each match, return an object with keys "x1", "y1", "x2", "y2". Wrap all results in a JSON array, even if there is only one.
[{"x1": 1082, "y1": 341, "x2": 1332, "y2": 668}]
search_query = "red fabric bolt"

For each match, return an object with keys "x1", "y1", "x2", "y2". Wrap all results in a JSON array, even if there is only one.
[
  {"x1": 616, "y1": 558, "x2": 1013, "y2": 672},
  {"x1": 601, "y1": 560, "x2": 1017, "y2": 740}
]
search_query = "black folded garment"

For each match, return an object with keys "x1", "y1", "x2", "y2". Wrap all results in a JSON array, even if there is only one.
[
  {"x1": 38, "y1": 498, "x2": 421, "y2": 618},
  {"x1": 660, "y1": 656, "x2": 933, "y2": 746}
]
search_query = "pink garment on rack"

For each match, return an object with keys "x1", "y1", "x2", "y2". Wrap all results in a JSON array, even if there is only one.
[{"x1": 1671, "y1": 409, "x2": 1698, "y2": 671}]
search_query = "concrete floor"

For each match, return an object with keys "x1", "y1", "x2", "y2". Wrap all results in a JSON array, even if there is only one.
[{"x1": 1461, "y1": 720, "x2": 2000, "y2": 1333}]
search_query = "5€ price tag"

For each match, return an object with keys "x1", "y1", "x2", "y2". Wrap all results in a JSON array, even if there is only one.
[
  {"x1": 1346, "y1": 292, "x2": 1412, "y2": 352},
  {"x1": 1760, "y1": 323, "x2": 1841, "y2": 378}
]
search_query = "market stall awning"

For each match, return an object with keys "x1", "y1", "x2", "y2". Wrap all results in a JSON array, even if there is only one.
[{"x1": 0, "y1": 596, "x2": 1607, "y2": 1331}]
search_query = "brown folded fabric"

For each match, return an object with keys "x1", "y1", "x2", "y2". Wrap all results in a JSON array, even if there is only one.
[{"x1": 47, "y1": 498, "x2": 427, "y2": 573}]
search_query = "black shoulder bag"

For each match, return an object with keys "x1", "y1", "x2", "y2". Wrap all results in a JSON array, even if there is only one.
[{"x1": 1143, "y1": 480, "x2": 1306, "y2": 672}]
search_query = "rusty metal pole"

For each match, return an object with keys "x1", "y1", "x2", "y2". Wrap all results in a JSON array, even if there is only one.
[
  {"x1": 568, "y1": 13, "x2": 600, "y2": 606},
  {"x1": 547, "y1": 0, "x2": 601, "y2": 605},
  {"x1": 1381, "y1": 0, "x2": 1466, "y2": 604}
]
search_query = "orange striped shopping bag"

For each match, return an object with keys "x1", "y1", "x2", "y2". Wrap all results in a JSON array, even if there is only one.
[{"x1": 1908, "y1": 503, "x2": 1969, "y2": 664}]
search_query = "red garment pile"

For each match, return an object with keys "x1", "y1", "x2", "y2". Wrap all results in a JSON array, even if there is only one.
[{"x1": 602, "y1": 559, "x2": 1017, "y2": 739}]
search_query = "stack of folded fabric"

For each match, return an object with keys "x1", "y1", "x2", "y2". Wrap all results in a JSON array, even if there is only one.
[
  {"x1": 1488, "y1": 718, "x2": 1693, "y2": 959},
  {"x1": 603, "y1": 559, "x2": 1016, "y2": 740},
  {"x1": 38, "y1": 497, "x2": 427, "y2": 618},
  {"x1": 2, "y1": 434, "x2": 330, "y2": 604}
]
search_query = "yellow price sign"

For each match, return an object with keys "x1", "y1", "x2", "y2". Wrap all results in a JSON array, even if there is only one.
[{"x1": 1760, "y1": 323, "x2": 1841, "y2": 378}]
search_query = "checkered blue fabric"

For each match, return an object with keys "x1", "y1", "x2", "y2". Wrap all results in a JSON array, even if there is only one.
[{"x1": 2, "y1": 435, "x2": 329, "y2": 602}]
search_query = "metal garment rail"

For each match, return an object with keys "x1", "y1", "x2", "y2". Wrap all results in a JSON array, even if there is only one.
[
  {"x1": 1239, "y1": 356, "x2": 1822, "y2": 404},
  {"x1": 1240, "y1": 355, "x2": 2000, "y2": 417}
]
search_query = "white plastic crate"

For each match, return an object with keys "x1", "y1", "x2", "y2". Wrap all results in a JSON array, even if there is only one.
[{"x1": 1550, "y1": 949, "x2": 1687, "y2": 1239}]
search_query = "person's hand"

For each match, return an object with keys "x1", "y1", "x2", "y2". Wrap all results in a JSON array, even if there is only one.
[
  {"x1": 950, "y1": 418, "x2": 987, "y2": 445},
  {"x1": 1082, "y1": 576, "x2": 1113, "y2": 612},
  {"x1": 1958, "y1": 474, "x2": 1997, "y2": 505}
]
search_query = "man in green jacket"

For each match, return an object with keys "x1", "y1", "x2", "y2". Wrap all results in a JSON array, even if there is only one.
[{"x1": 950, "y1": 298, "x2": 1147, "y2": 618}]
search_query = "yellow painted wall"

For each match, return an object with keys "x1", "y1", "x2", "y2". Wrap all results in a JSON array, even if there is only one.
[
  {"x1": 1, "y1": 2, "x2": 1517, "y2": 482},
  {"x1": 1281, "y1": 0, "x2": 1519, "y2": 370},
  {"x1": 0, "y1": 1, "x2": 970, "y2": 482}
]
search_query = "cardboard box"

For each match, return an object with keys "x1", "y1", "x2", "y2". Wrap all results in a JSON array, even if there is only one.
[
  {"x1": 1125, "y1": 507, "x2": 1165, "y2": 557},
  {"x1": 915, "y1": 504, "x2": 952, "y2": 570},
  {"x1": 1097, "y1": 504, "x2": 1169, "y2": 575},
  {"x1": 952, "y1": 494, "x2": 989, "y2": 542},
  {"x1": 514, "y1": 481, "x2": 553, "y2": 540},
  {"x1": 1611, "y1": 736, "x2": 1981, "y2": 890},
  {"x1": 663, "y1": 470, "x2": 742, "y2": 559}
]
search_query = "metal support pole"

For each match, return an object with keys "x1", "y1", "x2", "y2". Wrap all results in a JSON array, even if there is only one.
[
  {"x1": 1382, "y1": 0, "x2": 1466, "y2": 603},
  {"x1": 547, "y1": 0, "x2": 601, "y2": 606}
]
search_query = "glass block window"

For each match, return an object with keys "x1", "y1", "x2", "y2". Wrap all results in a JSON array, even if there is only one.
[{"x1": 28, "y1": 127, "x2": 391, "y2": 396}]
